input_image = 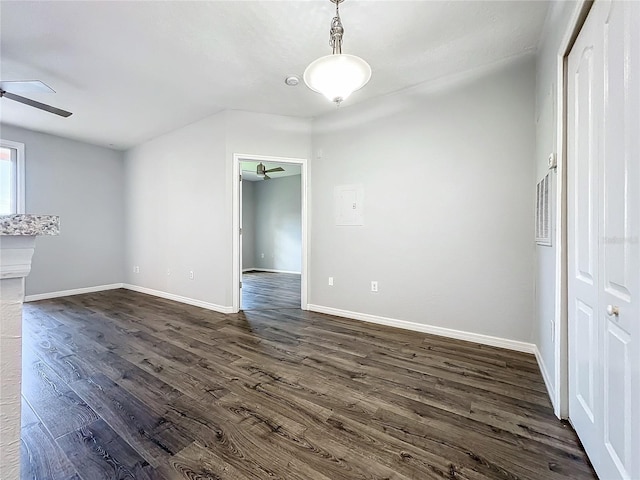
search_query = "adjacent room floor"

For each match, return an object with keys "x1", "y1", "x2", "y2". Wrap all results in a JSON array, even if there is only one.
[
  {"x1": 241, "y1": 270, "x2": 301, "y2": 310},
  {"x1": 20, "y1": 289, "x2": 596, "y2": 480}
]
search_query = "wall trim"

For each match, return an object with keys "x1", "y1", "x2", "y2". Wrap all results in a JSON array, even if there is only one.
[
  {"x1": 24, "y1": 283, "x2": 124, "y2": 302},
  {"x1": 535, "y1": 345, "x2": 557, "y2": 409},
  {"x1": 25, "y1": 282, "x2": 235, "y2": 315},
  {"x1": 307, "y1": 304, "x2": 536, "y2": 354},
  {"x1": 26, "y1": 285, "x2": 541, "y2": 360},
  {"x1": 122, "y1": 283, "x2": 234, "y2": 314},
  {"x1": 232, "y1": 153, "x2": 309, "y2": 313},
  {"x1": 243, "y1": 268, "x2": 301, "y2": 275},
  {"x1": 553, "y1": 0, "x2": 591, "y2": 420}
]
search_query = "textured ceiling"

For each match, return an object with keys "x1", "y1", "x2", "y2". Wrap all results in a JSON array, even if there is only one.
[{"x1": 0, "y1": 1, "x2": 549, "y2": 150}]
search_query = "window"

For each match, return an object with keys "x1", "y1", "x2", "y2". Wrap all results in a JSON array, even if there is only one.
[{"x1": 0, "y1": 139, "x2": 25, "y2": 215}]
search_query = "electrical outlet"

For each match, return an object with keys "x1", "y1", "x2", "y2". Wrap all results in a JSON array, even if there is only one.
[
  {"x1": 328, "y1": 277, "x2": 334, "y2": 286},
  {"x1": 371, "y1": 281, "x2": 378, "y2": 292},
  {"x1": 167, "y1": 269, "x2": 171, "y2": 276},
  {"x1": 261, "y1": 253, "x2": 265, "y2": 259},
  {"x1": 133, "y1": 265, "x2": 140, "y2": 274},
  {"x1": 189, "y1": 270, "x2": 194, "y2": 280}
]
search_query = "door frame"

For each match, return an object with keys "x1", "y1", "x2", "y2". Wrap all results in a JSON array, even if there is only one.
[
  {"x1": 231, "y1": 153, "x2": 309, "y2": 313},
  {"x1": 555, "y1": 0, "x2": 593, "y2": 418}
]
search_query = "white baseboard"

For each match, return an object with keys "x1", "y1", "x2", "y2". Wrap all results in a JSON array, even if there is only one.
[
  {"x1": 307, "y1": 304, "x2": 536, "y2": 354},
  {"x1": 534, "y1": 345, "x2": 557, "y2": 411},
  {"x1": 122, "y1": 283, "x2": 234, "y2": 314},
  {"x1": 243, "y1": 268, "x2": 301, "y2": 275},
  {"x1": 24, "y1": 283, "x2": 124, "y2": 302},
  {"x1": 24, "y1": 281, "x2": 234, "y2": 315},
  {"x1": 25, "y1": 286, "x2": 538, "y2": 357}
]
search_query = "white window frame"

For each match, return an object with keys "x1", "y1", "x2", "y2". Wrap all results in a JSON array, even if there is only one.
[{"x1": 0, "y1": 139, "x2": 25, "y2": 214}]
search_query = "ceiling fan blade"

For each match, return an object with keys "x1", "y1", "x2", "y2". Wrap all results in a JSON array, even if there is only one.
[
  {"x1": 1, "y1": 91, "x2": 72, "y2": 117},
  {"x1": 264, "y1": 173, "x2": 271, "y2": 180},
  {"x1": 0, "y1": 80, "x2": 55, "y2": 94},
  {"x1": 265, "y1": 167, "x2": 285, "y2": 173}
]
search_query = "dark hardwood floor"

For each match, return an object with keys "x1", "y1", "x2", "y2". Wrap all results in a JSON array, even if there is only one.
[
  {"x1": 20, "y1": 289, "x2": 596, "y2": 480},
  {"x1": 241, "y1": 270, "x2": 301, "y2": 310}
]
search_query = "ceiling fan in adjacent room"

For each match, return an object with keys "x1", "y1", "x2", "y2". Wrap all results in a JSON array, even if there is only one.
[
  {"x1": 257, "y1": 162, "x2": 284, "y2": 180},
  {"x1": 0, "y1": 80, "x2": 73, "y2": 117}
]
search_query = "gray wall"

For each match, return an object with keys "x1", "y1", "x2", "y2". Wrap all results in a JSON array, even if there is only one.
[
  {"x1": 0, "y1": 123, "x2": 125, "y2": 296},
  {"x1": 251, "y1": 175, "x2": 301, "y2": 273},
  {"x1": 125, "y1": 113, "x2": 228, "y2": 305},
  {"x1": 3, "y1": 57, "x2": 540, "y2": 347},
  {"x1": 310, "y1": 56, "x2": 536, "y2": 342},
  {"x1": 242, "y1": 180, "x2": 256, "y2": 269},
  {"x1": 125, "y1": 110, "x2": 311, "y2": 307},
  {"x1": 533, "y1": 0, "x2": 584, "y2": 408}
]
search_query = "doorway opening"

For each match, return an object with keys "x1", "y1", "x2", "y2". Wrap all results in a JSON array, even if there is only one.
[{"x1": 232, "y1": 154, "x2": 308, "y2": 313}]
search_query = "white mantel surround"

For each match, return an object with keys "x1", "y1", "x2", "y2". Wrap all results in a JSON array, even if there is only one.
[{"x1": 0, "y1": 214, "x2": 59, "y2": 479}]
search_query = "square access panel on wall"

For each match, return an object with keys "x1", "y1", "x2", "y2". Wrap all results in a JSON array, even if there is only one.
[{"x1": 334, "y1": 184, "x2": 364, "y2": 226}]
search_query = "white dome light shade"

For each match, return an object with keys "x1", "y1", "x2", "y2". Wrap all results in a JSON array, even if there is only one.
[{"x1": 303, "y1": 54, "x2": 372, "y2": 104}]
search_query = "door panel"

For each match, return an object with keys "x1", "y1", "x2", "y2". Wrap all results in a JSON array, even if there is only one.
[
  {"x1": 568, "y1": 3, "x2": 602, "y2": 462},
  {"x1": 602, "y1": 0, "x2": 632, "y2": 307},
  {"x1": 574, "y1": 46, "x2": 597, "y2": 285},
  {"x1": 599, "y1": 1, "x2": 639, "y2": 478},
  {"x1": 603, "y1": 322, "x2": 631, "y2": 477},
  {"x1": 568, "y1": 1, "x2": 639, "y2": 479},
  {"x1": 575, "y1": 300, "x2": 596, "y2": 422}
]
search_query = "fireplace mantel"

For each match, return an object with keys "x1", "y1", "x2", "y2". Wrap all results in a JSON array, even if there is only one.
[{"x1": 0, "y1": 214, "x2": 59, "y2": 479}]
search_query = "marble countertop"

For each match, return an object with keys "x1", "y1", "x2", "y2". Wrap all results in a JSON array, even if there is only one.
[{"x1": 0, "y1": 215, "x2": 59, "y2": 236}]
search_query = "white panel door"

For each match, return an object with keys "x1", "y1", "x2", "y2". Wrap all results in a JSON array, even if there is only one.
[
  {"x1": 568, "y1": 1, "x2": 603, "y2": 463},
  {"x1": 599, "y1": 1, "x2": 639, "y2": 478},
  {"x1": 568, "y1": 2, "x2": 639, "y2": 479}
]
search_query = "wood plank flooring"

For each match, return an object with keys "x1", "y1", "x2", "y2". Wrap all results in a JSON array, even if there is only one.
[
  {"x1": 20, "y1": 288, "x2": 596, "y2": 479},
  {"x1": 241, "y1": 270, "x2": 301, "y2": 310}
]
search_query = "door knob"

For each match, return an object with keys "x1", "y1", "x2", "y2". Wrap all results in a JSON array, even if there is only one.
[{"x1": 606, "y1": 305, "x2": 620, "y2": 316}]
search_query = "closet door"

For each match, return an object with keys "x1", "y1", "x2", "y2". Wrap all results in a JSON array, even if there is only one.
[
  {"x1": 567, "y1": 0, "x2": 603, "y2": 465},
  {"x1": 598, "y1": 1, "x2": 639, "y2": 478},
  {"x1": 568, "y1": 2, "x2": 639, "y2": 479}
]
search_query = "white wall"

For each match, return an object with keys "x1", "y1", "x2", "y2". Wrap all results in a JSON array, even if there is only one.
[
  {"x1": 125, "y1": 112, "x2": 229, "y2": 307},
  {"x1": 252, "y1": 175, "x2": 302, "y2": 272},
  {"x1": 125, "y1": 110, "x2": 311, "y2": 309},
  {"x1": 310, "y1": 56, "x2": 536, "y2": 342},
  {"x1": 533, "y1": 0, "x2": 585, "y2": 414},
  {"x1": 242, "y1": 179, "x2": 256, "y2": 269},
  {"x1": 0, "y1": 124, "x2": 125, "y2": 296}
]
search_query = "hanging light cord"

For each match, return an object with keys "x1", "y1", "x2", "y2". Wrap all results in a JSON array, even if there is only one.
[{"x1": 329, "y1": 1, "x2": 344, "y2": 54}]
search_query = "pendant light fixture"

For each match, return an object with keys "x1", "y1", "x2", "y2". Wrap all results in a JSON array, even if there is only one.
[{"x1": 303, "y1": 0, "x2": 371, "y2": 106}]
